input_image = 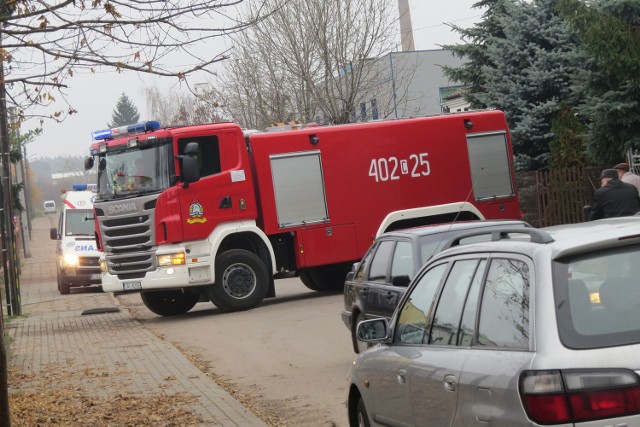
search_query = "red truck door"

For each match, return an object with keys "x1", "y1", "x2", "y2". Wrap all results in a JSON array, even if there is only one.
[{"x1": 175, "y1": 133, "x2": 234, "y2": 242}]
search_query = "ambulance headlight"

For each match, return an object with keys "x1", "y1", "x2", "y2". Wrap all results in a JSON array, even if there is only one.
[
  {"x1": 63, "y1": 254, "x2": 79, "y2": 267},
  {"x1": 157, "y1": 252, "x2": 185, "y2": 266}
]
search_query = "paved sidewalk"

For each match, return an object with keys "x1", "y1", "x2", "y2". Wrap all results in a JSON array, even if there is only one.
[{"x1": 6, "y1": 214, "x2": 265, "y2": 426}]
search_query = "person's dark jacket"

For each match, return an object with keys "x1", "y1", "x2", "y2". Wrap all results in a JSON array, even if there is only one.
[{"x1": 589, "y1": 179, "x2": 640, "y2": 221}]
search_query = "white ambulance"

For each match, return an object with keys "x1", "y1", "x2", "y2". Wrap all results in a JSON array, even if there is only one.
[{"x1": 49, "y1": 184, "x2": 102, "y2": 295}]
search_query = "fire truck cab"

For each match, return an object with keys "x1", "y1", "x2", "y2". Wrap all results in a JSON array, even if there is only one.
[{"x1": 87, "y1": 112, "x2": 521, "y2": 316}]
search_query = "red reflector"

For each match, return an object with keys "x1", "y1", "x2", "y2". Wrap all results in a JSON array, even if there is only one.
[
  {"x1": 568, "y1": 386, "x2": 640, "y2": 422},
  {"x1": 521, "y1": 394, "x2": 571, "y2": 424}
]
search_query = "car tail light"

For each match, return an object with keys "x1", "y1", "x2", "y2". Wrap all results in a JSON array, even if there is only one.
[{"x1": 520, "y1": 370, "x2": 640, "y2": 424}]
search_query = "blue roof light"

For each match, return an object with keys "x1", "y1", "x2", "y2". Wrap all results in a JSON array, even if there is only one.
[{"x1": 91, "y1": 120, "x2": 161, "y2": 141}]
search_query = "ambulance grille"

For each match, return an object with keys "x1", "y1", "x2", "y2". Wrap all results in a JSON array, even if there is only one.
[{"x1": 78, "y1": 257, "x2": 100, "y2": 267}]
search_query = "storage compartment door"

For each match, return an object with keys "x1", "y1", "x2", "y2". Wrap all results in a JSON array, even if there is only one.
[
  {"x1": 466, "y1": 132, "x2": 515, "y2": 200},
  {"x1": 300, "y1": 224, "x2": 358, "y2": 267},
  {"x1": 271, "y1": 150, "x2": 329, "y2": 228}
]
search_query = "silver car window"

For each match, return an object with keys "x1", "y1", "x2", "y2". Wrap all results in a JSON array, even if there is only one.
[
  {"x1": 395, "y1": 263, "x2": 447, "y2": 345},
  {"x1": 430, "y1": 259, "x2": 483, "y2": 346},
  {"x1": 458, "y1": 259, "x2": 487, "y2": 346},
  {"x1": 477, "y1": 258, "x2": 530, "y2": 349}
]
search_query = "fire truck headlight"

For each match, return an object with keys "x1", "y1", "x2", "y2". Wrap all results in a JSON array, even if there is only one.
[
  {"x1": 99, "y1": 258, "x2": 107, "y2": 273},
  {"x1": 63, "y1": 254, "x2": 79, "y2": 267},
  {"x1": 157, "y1": 252, "x2": 185, "y2": 267}
]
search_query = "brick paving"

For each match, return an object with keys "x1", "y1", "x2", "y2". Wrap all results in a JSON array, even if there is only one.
[{"x1": 5, "y1": 214, "x2": 265, "y2": 426}]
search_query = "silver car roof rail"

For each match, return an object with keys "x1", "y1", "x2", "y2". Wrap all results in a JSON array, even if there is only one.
[{"x1": 443, "y1": 227, "x2": 555, "y2": 251}]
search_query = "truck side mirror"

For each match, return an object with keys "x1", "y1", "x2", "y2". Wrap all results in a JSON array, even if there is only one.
[
  {"x1": 181, "y1": 156, "x2": 200, "y2": 187},
  {"x1": 84, "y1": 157, "x2": 94, "y2": 170},
  {"x1": 49, "y1": 227, "x2": 59, "y2": 240},
  {"x1": 178, "y1": 142, "x2": 200, "y2": 187}
]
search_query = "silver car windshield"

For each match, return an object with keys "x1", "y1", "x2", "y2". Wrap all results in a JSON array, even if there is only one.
[{"x1": 97, "y1": 144, "x2": 172, "y2": 199}]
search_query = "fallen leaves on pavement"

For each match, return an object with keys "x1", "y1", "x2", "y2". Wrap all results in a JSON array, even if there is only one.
[{"x1": 8, "y1": 366, "x2": 204, "y2": 426}]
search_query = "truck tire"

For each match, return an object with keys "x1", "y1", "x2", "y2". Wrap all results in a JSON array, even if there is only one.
[
  {"x1": 306, "y1": 263, "x2": 351, "y2": 292},
  {"x1": 58, "y1": 274, "x2": 70, "y2": 295},
  {"x1": 208, "y1": 249, "x2": 269, "y2": 312},
  {"x1": 141, "y1": 290, "x2": 198, "y2": 316},
  {"x1": 299, "y1": 270, "x2": 320, "y2": 291}
]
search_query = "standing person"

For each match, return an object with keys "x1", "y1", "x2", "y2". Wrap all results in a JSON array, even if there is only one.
[
  {"x1": 589, "y1": 169, "x2": 640, "y2": 221},
  {"x1": 613, "y1": 162, "x2": 640, "y2": 194}
]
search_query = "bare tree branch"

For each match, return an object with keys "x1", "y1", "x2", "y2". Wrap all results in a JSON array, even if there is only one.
[
  {"x1": 216, "y1": 0, "x2": 397, "y2": 128},
  {"x1": 1, "y1": 0, "x2": 265, "y2": 124}
]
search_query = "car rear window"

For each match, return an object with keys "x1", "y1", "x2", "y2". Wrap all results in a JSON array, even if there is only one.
[{"x1": 555, "y1": 244, "x2": 640, "y2": 349}]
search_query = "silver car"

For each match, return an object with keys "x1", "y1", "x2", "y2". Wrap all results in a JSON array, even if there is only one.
[{"x1": 347, "y1": 217, "x2": 640, "y2": 426}]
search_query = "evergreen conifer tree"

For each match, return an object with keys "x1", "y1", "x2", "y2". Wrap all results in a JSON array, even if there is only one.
[
  {"x1": 557, "y1": 0, "x2": 640, "y2": 164},
  {"x1": 442, "y1": 0, "x2": 511, "y2": 109},
  {"x1": 482, "y1": 0, "x2": 584, "y2": 170},
  {"x1": 108, "y1": 93, "x2": 140, "y2": 127}
]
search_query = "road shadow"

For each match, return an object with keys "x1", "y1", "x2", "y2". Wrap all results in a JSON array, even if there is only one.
[{"x1": 131, "y1": 289, "x2": 343, "y2": 324}]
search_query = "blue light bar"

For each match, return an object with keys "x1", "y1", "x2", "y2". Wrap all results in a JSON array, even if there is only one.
[
  {"x1": 72, "y1": 184, "x2": 88, "y2": 190},
  {"x1": 91, "y1": 120, "x2": 161, "y2": 141}
]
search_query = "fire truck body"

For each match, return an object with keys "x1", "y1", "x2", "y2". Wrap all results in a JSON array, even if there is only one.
[{"x1": 89, "y1": 111, "x2": 520, "y2": 316}]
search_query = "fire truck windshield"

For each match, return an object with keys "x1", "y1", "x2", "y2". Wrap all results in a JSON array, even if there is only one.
[{"x1": 97, "y1": 144, "x2": 173, "y2": 199}]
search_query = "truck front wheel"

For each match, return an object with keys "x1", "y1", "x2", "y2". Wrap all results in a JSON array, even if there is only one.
[
  {"x1": 208, "y1": 249, "x2": 269, "y2": 312},
  {"x1": 141, "y1": 290, "x2": 199, "y2": 316},
  {"x1": 57, "y1": 271, "x2": 70, "y2": 295}
]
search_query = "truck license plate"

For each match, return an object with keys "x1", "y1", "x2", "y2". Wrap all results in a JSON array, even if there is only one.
[
  {"x1": 90, "y1": 274, "x2": 102, "y2": 280},
  {"x1": 123, "y1": 281, "x2": 142, "y2": 291}
]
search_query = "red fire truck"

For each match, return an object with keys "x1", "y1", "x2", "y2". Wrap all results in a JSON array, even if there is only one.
[{"x1": 86, "y1": 111, "x2": 521, "y2": 316}]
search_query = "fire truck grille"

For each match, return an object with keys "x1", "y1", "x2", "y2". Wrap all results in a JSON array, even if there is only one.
[
  {"x1": 103, "y1": 215, "x2": 150, "y2": 227},
  {"x1": 107, "y1": 252, "x2": 155, "y2": 274},
  {"x1": 104, "y1": 225, "x2": 148, "y2": 237},
  {"x1": 97, "y1": 197, "x2": 157, "y2": 275},
  {"x1": 107, "y1": 235, "x2": 151, "y2": 249}
]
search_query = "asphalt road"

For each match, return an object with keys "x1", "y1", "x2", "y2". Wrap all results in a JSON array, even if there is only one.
[{"x1": 117, "y1": 278, "x2": 356, "y2": 427}]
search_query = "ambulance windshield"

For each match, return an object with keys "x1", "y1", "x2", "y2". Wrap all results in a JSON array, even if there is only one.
[
  {"x1": 96, "y1": 143, "x2": 172, "y2": 199},
  {"x1": 65, "y1": 209, "x2": 95, "y2": 236}
]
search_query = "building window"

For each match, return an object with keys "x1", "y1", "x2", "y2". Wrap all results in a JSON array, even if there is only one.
[
  {"x1": 360, "y1": 102, "x2": 367, "y2": 122},
  {"x1": 371, "y1": 99, "x2": 379, "y2": 120}
]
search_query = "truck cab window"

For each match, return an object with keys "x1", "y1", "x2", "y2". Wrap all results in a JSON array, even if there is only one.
[{"x1": 178, "y1": 136, "x2": 221, "y2": 178}]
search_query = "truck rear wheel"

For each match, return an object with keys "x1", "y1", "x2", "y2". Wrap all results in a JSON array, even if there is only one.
[
  {"x1": 299, "y1": 270, "x2": 319, "y2": 291},
  {"x1": 304, "y1": 263, "x2": 351, "y2": 292},
  {"x1": 141, "y1": 290, "x2": 198, "y2": 316},
  {"x1": 208, "y1": 249, "x2": 269, "y2": 312}
]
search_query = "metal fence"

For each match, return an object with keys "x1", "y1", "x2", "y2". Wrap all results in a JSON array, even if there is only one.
[{"x1": 516, "y1": 167, "x2": 601, "y2": 228}]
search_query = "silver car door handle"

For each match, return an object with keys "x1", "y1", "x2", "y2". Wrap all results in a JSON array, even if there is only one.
[
  {"x1": 443, "y1": 374, "x2": 457, "y2": 392},
  {"x1": 397, "y1": 369, "x2": 407, "y2": 384}
]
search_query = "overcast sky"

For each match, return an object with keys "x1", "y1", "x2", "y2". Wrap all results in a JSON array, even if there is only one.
[{"x1": 26, "y1": 0, "x2": 481, "y2": 160}]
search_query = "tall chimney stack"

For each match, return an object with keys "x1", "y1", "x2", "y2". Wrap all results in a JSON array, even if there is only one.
[{"x1": 398, "y1": 0, "x2": 415, "y2": 51}]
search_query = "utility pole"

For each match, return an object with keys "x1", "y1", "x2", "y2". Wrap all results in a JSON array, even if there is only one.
[{"x1": 21, "y1": 143, "x2": 31, "y2": 240}]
